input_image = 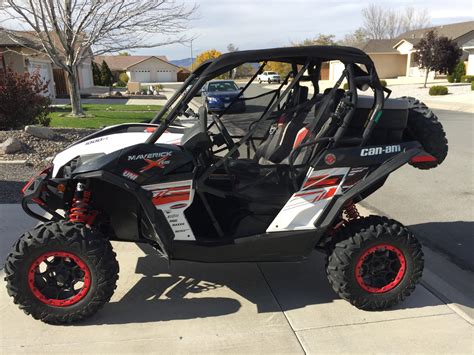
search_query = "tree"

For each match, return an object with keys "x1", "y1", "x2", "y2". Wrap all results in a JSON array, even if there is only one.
[
  {"x1": 292, "y1": 33, "x2": 336, "y2": 46},
  {"x1": 414, "y1": 30, "x2": 462, "y2": 87},
  {"x1": 264, "y1": 61, "x2": 291, "y2": 77},
  {"x1": 100, "y1": 61, "x2": 113, "y2": 87},
  {"x1": 192, "y1": 49, "x2": 222, "y2": 68},
  {"x1": 92, "y1": 62, "x2": 102, "y2": 86},
  {"x1": 362, "y1": 4, "x2": 430, "y2": 39},
  {"x1": 340, "y1": 28, "x2": 368, "y2": 47},
  {"x1": 227, "y1": 43, "x2": 238, "y2": 53},
  {"x1": 0, "y1": 0, "x2": 196, "y2": 116},
  {"x1": 118, "y1": 51, "x2": 131, "y2": 56}
]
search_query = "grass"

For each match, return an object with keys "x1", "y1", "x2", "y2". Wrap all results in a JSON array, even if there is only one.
[{"x1": 50, "y1": 104, "x2": 163, "y2": 129}]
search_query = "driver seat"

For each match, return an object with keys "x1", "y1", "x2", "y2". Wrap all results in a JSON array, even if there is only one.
[{"x1": 254, "y1": 85, "x2": 310, "y2": 164}]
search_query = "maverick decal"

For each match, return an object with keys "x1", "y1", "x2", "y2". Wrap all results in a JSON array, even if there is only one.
[{"x1": 127, "y1": 151, "x2": 172, "y2": 161}]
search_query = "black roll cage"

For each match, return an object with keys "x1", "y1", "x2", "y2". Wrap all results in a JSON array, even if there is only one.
[{"x1": 146, "y1": 45, "x2": 388, "y2": 168}]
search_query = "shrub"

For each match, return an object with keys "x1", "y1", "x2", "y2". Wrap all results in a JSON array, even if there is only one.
[
  {"x1": 429, "y1": 85, "x2": 448, "y2": 96},
  {"x1": 471, "y1": 81, "x2": 474, "y2": 91},
  {"x1": 0, "y1": 68, "x2": 51, "y2": 130},
  {"x1": 460, "y1": 75, "x2": 474, "y2": 83},
  {"x1": 447, "y1": 74, "x2": 454, "y2": 83},
  {"x1": 451, "y1": 61, "x2": 466, "y2": 83}
]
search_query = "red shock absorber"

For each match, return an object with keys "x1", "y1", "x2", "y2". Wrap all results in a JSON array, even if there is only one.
[
  {"x1": 344, "y1": 202, "x2": 360, "y2": 221},
  {"x1": 69, "y1": 182, "x2": 97, "y2": 225}
]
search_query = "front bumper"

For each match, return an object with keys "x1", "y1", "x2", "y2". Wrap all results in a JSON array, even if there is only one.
[{"x1": 21, "y1": 168, "x2": 67, "y2": 222}]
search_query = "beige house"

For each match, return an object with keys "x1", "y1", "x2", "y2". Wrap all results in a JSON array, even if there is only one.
[
  {"x1": 94, "y1": 55, "x2": 181, "y2": 83},
  {"x1": 329, "y1": 21, "x2": 474, "y2": 80},
  {"x1": 0, "y1": 29, "x2": 94, "y2": 98}
]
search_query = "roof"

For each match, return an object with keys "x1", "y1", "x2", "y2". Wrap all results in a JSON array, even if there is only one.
[
  {"x1": 93, "y1": 55, "x2": 176, "y2": 71},
  {"x1": 0, "y1": 29, "x2": 40, "y2": 48},
  {"x1": 360, "y1": 39, "x2": 400, "y2": 54},
  {"x1": 195, "y1": 45, "x2": 375, "y2": 80},
  {"x1": 398, "y1": 21, "x2": 474, "y2": 41}
]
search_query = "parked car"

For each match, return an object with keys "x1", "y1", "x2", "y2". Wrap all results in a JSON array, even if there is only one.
[
  {"x1": 202, "y1": 80, "x2": 246, "y2": 113},
  {"x1": 257, "y1": 71, "x2": 281, "y2": 84}
]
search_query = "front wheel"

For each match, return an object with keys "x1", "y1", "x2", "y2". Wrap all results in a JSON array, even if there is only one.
[
  {"x1": 4, "y1": 221, "x2": 119, "y2": 324},
  {"x1": 326, "y1": 216, "x2": 423, "y2": 310}
]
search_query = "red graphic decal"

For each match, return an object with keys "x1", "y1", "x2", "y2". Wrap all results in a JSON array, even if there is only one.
[
  {"x1": 303, "y1": 174, "x2": 343, "y2": 189},
  {"x1": 294, "y1": 186, "x2": 337, "y2": 203},
  {"x1": 140, "y1": 157, "x2": 169, "y2": 173},
  {"x1": 151, "y1": 185, "x2": 191, "y2": 206}
]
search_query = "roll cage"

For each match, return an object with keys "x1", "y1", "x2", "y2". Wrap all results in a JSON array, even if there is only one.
[{"x1": 147, "y1": 45, "x2": 390, "y2": 171}]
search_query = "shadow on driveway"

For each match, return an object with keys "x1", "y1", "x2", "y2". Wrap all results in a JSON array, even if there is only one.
[{"x1": 79, "y1": 242, "x2": 448, "y2": 326}]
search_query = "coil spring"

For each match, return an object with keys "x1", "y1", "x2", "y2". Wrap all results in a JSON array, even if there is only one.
[
  {"x1": 69, "y1": 190, "x2": 92, "y2": 224},
  {"x1": 344, "y1": 202, "x2": 360, "y2": 221}
]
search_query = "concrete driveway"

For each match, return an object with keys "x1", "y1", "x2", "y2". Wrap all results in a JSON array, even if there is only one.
[{"x1": 0, "y1": 205, "x2": 472, "y2": 353}]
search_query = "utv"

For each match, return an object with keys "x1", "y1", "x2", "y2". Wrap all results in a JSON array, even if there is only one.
[{"x1": 5, "y1": 45, "x2": 447, "y2": 324}]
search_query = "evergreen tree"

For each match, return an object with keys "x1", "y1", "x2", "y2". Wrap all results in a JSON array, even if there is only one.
[
  {"x1": 92, "y1": 62, "x2": 102, "y2": 86},
  {"x1": 100, "y1": 60, "x2": 113, "y2": 87}
]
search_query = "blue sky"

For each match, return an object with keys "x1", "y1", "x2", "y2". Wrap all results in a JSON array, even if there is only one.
[{"x1": 137, "y1": 0, "x2": 473, "y2": 60}]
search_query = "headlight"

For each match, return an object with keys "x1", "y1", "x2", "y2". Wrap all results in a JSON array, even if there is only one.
[{"x1": 207, "y1": 96, "x2": 218, "y2": 103}]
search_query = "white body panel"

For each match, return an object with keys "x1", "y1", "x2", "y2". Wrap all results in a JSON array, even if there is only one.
[
  {"x1": 267, "y1": 167, "x2": 350, "y2": 232},
  {"x1": 52, "y1": 129, "x2": 182, "y2": 177},
  {"x1": 142, "y1": 180, "x2": 196, "y2": 241}
]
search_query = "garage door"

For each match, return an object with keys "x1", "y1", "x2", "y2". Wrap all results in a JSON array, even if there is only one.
[
  {"x1": 133, "y1": 69, "x2": 151, "y2": 82},
  {"x1": 156, "y1": 69, "x2": 174, "y2": 82}
]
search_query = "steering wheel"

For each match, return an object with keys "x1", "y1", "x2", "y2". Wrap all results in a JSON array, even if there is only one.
[{"x1": 210, "y1": 110, "x2": 236, "y2": 151}]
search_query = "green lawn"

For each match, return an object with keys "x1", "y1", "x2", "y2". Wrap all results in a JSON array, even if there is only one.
[{"x1": 50, "y1": 104, "x2": 163, "y2": 129}]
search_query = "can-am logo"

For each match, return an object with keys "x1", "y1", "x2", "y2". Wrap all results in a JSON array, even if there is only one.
[
  {"x1": 360, "y1": 145, "x2": 401, "y2": 156},
  {"x1": 127, "y1": 151, "x2": 172, "y2": 161}
]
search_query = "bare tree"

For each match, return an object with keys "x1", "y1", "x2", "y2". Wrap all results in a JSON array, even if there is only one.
[
  {"x1": 362, "y1": 4, "x2": 389, "y2": 40},
  {"x1": 340, "y1": 28, "x2": 368, "y2": 47},
  {"x1": 400, "y1": 7, "x2": 430, "y2": 33},
  {"x1": 0, "y1": 0, "x2": 196, "y2": 116},
  {"x1": 362, "y1": 4, "x2": 431, "y2": 40}
]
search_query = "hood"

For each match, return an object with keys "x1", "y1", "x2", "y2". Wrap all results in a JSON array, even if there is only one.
[
  {"x1": 52, "y1": 127, "x2": 183, "y2": 177},
  {"x1": 207, "y1": 90, "x2": 241, "y2": 98}
]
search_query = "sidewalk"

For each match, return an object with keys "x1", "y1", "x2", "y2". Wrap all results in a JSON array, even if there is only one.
[{"x1": 0, "y1": 204, "x2": 472, "y2": 353}]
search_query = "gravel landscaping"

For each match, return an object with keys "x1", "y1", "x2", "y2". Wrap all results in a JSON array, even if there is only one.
[{"x1": 0, "y1": 128, "x2": 96, "y2": 203}]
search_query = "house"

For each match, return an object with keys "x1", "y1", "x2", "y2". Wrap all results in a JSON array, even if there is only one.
[
  {"x1": 0, "y1": 29, "x2": 94, "y2": 98},
  {"x1": 328, "y1": 21, "x2": 474, "y2": 80},
  {"x1": 94, "y1": 55, "x2": 182, "y2": 83}
]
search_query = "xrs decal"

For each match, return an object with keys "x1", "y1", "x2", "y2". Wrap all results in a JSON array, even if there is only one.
[
  {"x1": 139, "y1": 156, "x2": 170, "y2": 172},
  {"x1": 360, "y1": 145, "x2": 401, "y2": 156},
  {"x1": 267, "y1": 167, "x2": 350, "y2": 232}
]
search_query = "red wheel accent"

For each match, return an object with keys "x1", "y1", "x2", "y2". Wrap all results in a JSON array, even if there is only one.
[
  {"x1": 28, "y1": 251, "x2": 91, "y2": 307},
  {"x1": 355, "y1": 244, "x2": 406, "y2": 293}
]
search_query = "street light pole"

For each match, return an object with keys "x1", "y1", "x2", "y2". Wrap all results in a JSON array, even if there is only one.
[{"x1": 190, "y1": 38, "x2": 194, "y2": 71}]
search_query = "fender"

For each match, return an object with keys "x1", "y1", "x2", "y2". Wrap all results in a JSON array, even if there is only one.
[{"x1": 315, "y1": 147, "x2": 424, "y2": 234}]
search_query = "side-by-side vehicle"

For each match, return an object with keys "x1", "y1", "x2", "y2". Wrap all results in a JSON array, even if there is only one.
[{"x1": 5, "y1": 45, "x2": 448, "y2": 324}]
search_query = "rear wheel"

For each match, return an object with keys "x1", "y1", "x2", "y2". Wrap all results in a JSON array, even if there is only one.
[
  {"x1": 326, "y1": 216, "x2": 423, "y2": 310},
  {"x1": 4, "y1": 221, "x2": 119, "y2": 324},
  {"x1": 402, "y1": 96, "x2": 448, "y2": 169}
]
